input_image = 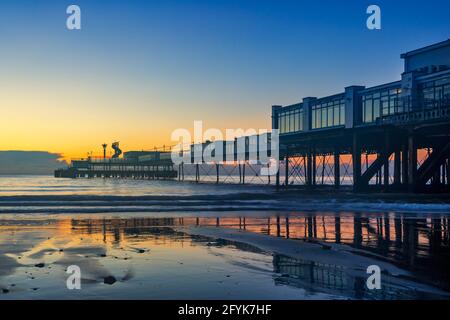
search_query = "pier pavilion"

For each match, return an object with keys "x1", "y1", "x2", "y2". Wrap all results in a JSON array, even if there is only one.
[{"x1": 272, "y1": 39, "x2": 450, "y2": 192}]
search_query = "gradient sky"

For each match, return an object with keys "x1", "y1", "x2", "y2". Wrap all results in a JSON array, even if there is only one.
[{"x1": 0, "y1": 0, "x2": 449, "y2": 159}]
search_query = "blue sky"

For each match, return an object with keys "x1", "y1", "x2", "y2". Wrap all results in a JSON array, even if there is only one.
[{"x1": 0, "y1": 0, "x2": 449, "y2": 156}]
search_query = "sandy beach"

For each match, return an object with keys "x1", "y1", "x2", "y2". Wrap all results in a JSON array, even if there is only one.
[{"x1": 1, "y1": 211, "x2": 449, "y2": 300}]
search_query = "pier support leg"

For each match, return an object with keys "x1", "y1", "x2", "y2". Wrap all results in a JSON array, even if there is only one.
[
  {"x1": 306, "y1": 149, "x2": 312, "y2": 187},
  {"x1": 402, "y1": 145, "x2": 408, "y2": 186},
  {"x1": 384, "y1": 131, "x2": 390, "y2": 190},
  {"x1": 276, "y1": 160, "x2": 280, "y2": 190},
  {"x1": 353, "y1": 133, "x2": 362, "y2": 191},
  {"x1": 302, "y1": 156, "x2": 307, "y2": 184},
  {"x1": 238, "y1": 164, "x2": 242, "y2": 184},
  {"x1": 285, "y1": 153, "x2": 289, "y2": 187},
  {"x1": 407, "y1": 133, "x2": 417, "y2": 192},
  {"x1": 432, "y1": 159, "x2": 441, "y2": 188},
  {"x1": 442, "y1": 163, "x2": 446, "y2": 186},
  {"x1": 447, "y1": 159, "x2": 450, "y2": 187},
  {"x1": 394, "y1": 150, "x2": 401, "y2": 186},
  {"x1": 334, "y1": 149, "x2": 340, "y2": 189},
  {"x1": 321, "y1": 155, "x2": 326, "y2": 185},
  {"x1": 312, "y1": 148, "x2": 316, "y2": 186}
]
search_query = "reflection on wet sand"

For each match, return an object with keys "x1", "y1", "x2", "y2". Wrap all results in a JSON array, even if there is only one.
[{"x1": 0, "y1": 212, "x2": 449, "y2": 299}]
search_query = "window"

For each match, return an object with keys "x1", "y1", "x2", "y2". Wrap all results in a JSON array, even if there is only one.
[
  {"x1": 311, "y1": 97, "x2": 345, "y2": 129},
  {"x1": 362, "y1": 87, "x2": 402, "y2": 123},
  {"x1": 278, "y1": 107, "x2": 304, "y2": 134},
  {"x1": 419, "y1": 77, "x2": 450, "y2": 109}
]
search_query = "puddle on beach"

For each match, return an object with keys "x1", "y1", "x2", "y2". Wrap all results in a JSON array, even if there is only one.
[{"x1": 0, "y1": 213, "x2": 449, "y2": 300}]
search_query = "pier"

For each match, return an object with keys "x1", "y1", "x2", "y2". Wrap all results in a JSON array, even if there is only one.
[
  {"x1": 55, "y1": 40, "x2": 450, "y2": 193},
  {"x1": 55, "y1": 151, "x2": 177, "y2": 179}
]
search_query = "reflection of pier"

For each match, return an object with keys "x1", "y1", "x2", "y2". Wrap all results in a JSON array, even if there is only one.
[
  {"x1": 272, "y1": 254, "x2": 425, "y2": 299},
  {"x1": 69, "y1": 213, "x2": 450, "y2": 291}
]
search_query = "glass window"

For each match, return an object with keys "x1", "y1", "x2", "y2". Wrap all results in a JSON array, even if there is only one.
[
  {"x1": 419, "y1": 78, "x2": 450, "y2": 109},
  {"x1": 311, "y1": 97, "x2": 345, "y2": 129},
  {"x1": 278, "y1": 108, "x2": 304, "y2": 134},
  {"x1": 389, "y1": 97, "x2": 396, "y2": 114},
  {"x1": 287, "y1": 113, "x2": 291, "y2": 132},
  {"x1": 444, "y1": 85, "x2": 450, "y2": 98},
  {"x1": 333, "y1": 105, "x2": 340, "y2": 126},
  {"x1": 364, "y1": 99, "x2": 373, "y2": 123},
  {"x1": 373, "y1": 99, "x2": 380, "y2": 119},
  {"x1": 327, "y1": 108, "x2": 333, "y2": 126},
  {"x1": 362, "y1": 87, "x2": 402, "y2": 123},
  {"x1": 316, "y1": 107, "x2": 321, "y2": 129},
  {"x1": 381, "y1": 96, "x2": 389, "y2": 116},
  {"x1": 299, "y1": 112, "x2": 302, "y2": 131},
  {"x1": 321, "y1": 108, "x2": 327, "y2": 127},
  {"x1": 312, "y1": 109, "x2": 316, "y2": 129}
]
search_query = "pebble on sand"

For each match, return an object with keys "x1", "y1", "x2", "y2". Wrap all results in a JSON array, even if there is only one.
[
  {"x1": 34, "y1": 263, "x2": 45, "y2": 268},
  {"x1": 104, "y1": 276, "x2": 117, "y2": 285}
]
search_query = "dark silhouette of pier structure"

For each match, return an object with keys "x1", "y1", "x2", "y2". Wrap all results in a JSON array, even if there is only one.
[
  {"x1": 177, "y1": 40, "x2": 450, "y2": 193},
  {"x1": 272, "y1": 39, "x2": 450, "y2": 193},
  {"x1": 55, "y1": 40, "x2": 450, "y2": 193},
  {"x1": 54, "y1": 151, "x2": 177, "y2": 179}
]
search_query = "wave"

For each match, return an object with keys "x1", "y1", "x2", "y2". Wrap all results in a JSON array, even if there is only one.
[{"x1": 0, "y1": 193, "x2": 450, "y2": 214}]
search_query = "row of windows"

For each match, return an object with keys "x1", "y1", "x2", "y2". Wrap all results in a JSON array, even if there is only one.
[
  {"x1": 362, "y1": 88, "x2": 402, "y2": 123},
  {"x1": 278, "y1": 109, "x2": 304, "y2": 134},
  {"x1": 311, "y1": 99, "x2": 345, "y2": 129},
  {"x1": 420, "y1": 77, "x2": 450, "y2": 109},
  {"x1": 277, "y1": 79, "x2": 450, "y2": 132}
]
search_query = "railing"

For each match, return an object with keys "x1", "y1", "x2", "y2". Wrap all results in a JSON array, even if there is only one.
[{"x1": 378, "y1": 98, "x2": 450, "y2": 125}]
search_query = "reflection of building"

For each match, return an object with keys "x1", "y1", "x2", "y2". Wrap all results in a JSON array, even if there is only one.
[
  {"x1": 186, "y1": 214, "x2": 450, "y2": 291},
  {"x1": 272, "y1": 254, "x2": 438, "y2": 299},
  {"x1": 68, "y1": 214, "x2": 450, "y2": 293}
]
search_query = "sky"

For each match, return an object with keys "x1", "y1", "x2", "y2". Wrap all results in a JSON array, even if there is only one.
[{"x1": 0, "y1": 0, "x2": 449, "y2": 160}]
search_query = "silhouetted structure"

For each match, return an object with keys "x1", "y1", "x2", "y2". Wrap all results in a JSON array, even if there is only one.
[
  {"x1": 55, "y1": 150, "x2": 176, "y2": 179},
  {"x1": 56, "y1": 40, "x2": 450, "y2": 193},
  {"x1": 173, "y1": 40, "x2": 450, "y2": 193}
]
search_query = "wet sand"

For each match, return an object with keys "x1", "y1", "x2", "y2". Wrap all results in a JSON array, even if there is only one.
[{"x1": 1, "y1": 213, "x2": 449, "y2": 300}]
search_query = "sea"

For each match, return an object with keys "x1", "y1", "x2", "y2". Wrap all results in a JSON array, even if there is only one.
[{"x1": 0, "y1": 175, "x2": 449, "y2": 300}]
